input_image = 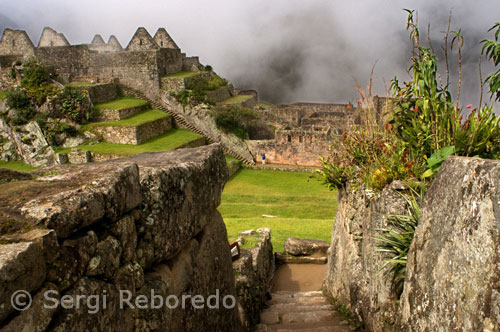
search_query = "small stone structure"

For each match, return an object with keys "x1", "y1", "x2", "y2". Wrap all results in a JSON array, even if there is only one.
[
  {"x1": 232, "y1": 228, "x2": 274, "y2": 330},
  {"x1": 323, "y1": 156, "x2": 500, "y2": 332},
  {"x1": 38, "y1": 27, "x2": 70, "y2": 47},
  {"x1": 0, "y1": 144, "x2": 247, "y2": 332},
  {"x1": 92, "y1": 116, "x2": 173, "y2": 145},
  {"x1": 276, "y1": 237, "x2": 329, "y2": 264}
]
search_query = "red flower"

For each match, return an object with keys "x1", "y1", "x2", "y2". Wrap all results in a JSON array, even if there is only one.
[
  {"x1": 347, "y1": 105, "x2": 353, "y2": 110},
  {"x1": 357, "y1": 101, "x2": 362, "y2": 106},
  {"x1": 466, "y1": 104, "x2": 473, "y2": 109},
  {"x1": 413, "y1": 106, "x2": 418, "y2": 113}
]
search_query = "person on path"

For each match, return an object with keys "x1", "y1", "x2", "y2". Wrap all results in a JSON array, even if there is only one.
[{"x1": 261, "y1": 153, "x2": 266, "y2": 165}]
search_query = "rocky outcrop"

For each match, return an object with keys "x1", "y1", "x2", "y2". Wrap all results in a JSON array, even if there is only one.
[
  {"x1": 323, "y1": 156, "x2": 500, "y2": 332},
  {"x1": 322, "y1": 185, "x2": 409, "y2": 331},
  {"x1": 399, "y1": 156, "x2": 500, "y2": 332},
  {"x1": 233, "y1": 228, "x2": 274, "y2": 329},
  {"x1": 0, "y1": 144, "x2": 244, "y2": 332}
]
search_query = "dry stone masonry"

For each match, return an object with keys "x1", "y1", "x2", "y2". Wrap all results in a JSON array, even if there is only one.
[{"x1": 0, "y1": 145, "x2": 250, "y2": 332}]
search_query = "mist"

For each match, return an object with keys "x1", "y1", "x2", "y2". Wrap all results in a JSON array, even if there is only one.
[{"x1": 0, "y1": 0, "x2": 499, "y2": 107}]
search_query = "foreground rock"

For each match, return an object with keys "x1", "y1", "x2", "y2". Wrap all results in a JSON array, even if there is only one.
[
  {"x1": 0, "y1": 144, "x2": 245, "y2": 332},
  {"x1": 399, "y1": 156, "x2": 500, "y2": 332},
  {"x1": 323, "y1": 156, "x2": 500, "y2": 332}
]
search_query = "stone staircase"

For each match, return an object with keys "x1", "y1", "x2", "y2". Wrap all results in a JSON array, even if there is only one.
[
  {"x1": 121, "y1": 85, "x2": 255, "y2": 165},
  {"x1": 257, "y1": 291, "x2": 355, "y2": 332}
]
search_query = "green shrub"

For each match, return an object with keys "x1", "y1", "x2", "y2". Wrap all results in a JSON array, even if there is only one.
[
  {"x1": 38, "y1": 119, "x2": 78, "y2": 145},
  {"x1": 482, "y1": 22, "x2": 500, "y2": 101},
  {"x1": 57, "y1": 87, "x2": 89, "y2": 123},
  {"x1": 21, "y1": 58, "x2": 50, "y2": 88},
  {"x1": 212, "y1": 106, "x2": 257, "y2": 139},
  {"x1": 178, "y1": 73, "x2": 228, "y2": 106},
  {"x1": 6, "y1": 89, "x2": 30, "y2": 110},
  {"x1": 376, "y1": 189, "x2": 423, "y2": 298}
]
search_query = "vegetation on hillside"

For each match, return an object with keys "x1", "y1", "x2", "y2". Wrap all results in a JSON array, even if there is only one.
[
  {"x1": 212, "y1": 105, "x2": 257, "y2": 139},
  {"x1": 172, "y1": 73, "x2": 228, "y2": 107}
]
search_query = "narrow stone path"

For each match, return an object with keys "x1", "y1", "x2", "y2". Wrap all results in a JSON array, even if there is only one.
[{"x1": 257, "y1": 290, "x2": 356, "y2": 332}]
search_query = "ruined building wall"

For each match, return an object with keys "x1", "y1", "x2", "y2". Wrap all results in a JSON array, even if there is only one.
[
  {"x1": 0, "y1": 145, "x2": 245, "y2": 332},
  {"x1": 0, "y1": 29, "x2": 35, "y2": 56},
  {"x1": 38, "y1": 27, "x2": 70, "y2": 47},
  {"x1": 35, "y1": 46, "x2": 183, "y2": 96}
]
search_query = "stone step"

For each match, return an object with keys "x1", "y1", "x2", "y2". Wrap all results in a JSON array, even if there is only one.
[
  {"x1": 271, "y1": 291, "x2": 324, "y2": 297},
  {"x1": 120, "y1": 85, "x2": 256, "y2": 165},
  {"x1": 263, "y1": 320, "x2": 354, "y2": 332},
  {"x1": 266, "y1": 295, "x2": 330, "y2": 306},
  {"x1": 281, "y1": 311, "x2": 338, "y2": 324},
  {"x1": 262, "y1": 304, "x2": 335, "y2": 315}
]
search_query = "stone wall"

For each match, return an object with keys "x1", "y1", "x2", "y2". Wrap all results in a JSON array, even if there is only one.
[
  {"x1": 323, "y1": 156, "x2": 500, "y2": 332},
  {"x1": 233, "y1": 228, "x2": 274, "y2": 329},
  {"x1": 247, "y1": 129, "x2": 331, "y2": 166},
  {"x1": 77, "y1": 82, "x2": 118, "y2": 105},
  {"x1": 206, "y1": 85, "x2": 234, "y2": 104},
  {"x1": 182, "y1": 55, "x2": 200, "y2": 71},
  {"x1": 0, "y1": 29, "x2": 35, "y2": 56},
  {"x1": 38, "y1": 27, "x2": 70, "y2": 47},
  {"x1": 92, "y1": 116, "x2": 172, "y2": 145},
  {"x1": 0, "y1": 144, "x2": 245, "y2": 332},
  {"x1": 97, "y1": 103, "x2": 150, "y2": 121},
  {"x1": 35, "y1": 45, "x2": 183, "y2": 99}
]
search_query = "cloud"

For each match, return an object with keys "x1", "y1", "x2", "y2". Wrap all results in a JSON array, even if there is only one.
[{"x1": 0, "y1": 0, "x2": 499, "y2": 106}]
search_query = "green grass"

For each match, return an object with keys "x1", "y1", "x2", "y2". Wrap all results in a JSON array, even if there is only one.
[
  {"x1": 163, "y1": 71, "x2": 203, "y2": 79},
  {"x1": 94, "y1": 97, "x2": 149, "y2": 110},
  {"x1": 222, "y1": 95, "x2": 253, "y2": 105},
  {"x1": 257, "y1": 102, "x2": 273, "y2": 108},
  {"x1": 0, "y1": 160, "x2": 36, "y2": 172},
  {"x1": 0, "y1": 91, "x2": 7, "y2": 100},
  {"x1": 219, "y1": 169, "x2": 337, "y2": 252},
  {"x1": 66, "y1": 82, "x2": 98, "y2": 88},
  {"x1": 225, "y1": 155, "x2": 240, "y2": 164},
  {"x1": 56, "y1": 129, "x2": 203, "y2": 156},
  {"x1": 84, "y1": 109, "x2": 170, "y2": 128}
]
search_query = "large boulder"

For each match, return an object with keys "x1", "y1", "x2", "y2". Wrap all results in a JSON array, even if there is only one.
[
  {"x1": 322, "y1": 185, "x2": 408, "y2": 331},
  {"x1": 399, "y1": 156, "x2": 500, "y2": 332},
  {"x1": 284, "y1": 237, "x2": 329, "y2": 257}
]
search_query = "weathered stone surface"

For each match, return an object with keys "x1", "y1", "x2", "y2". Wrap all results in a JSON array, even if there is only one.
[
  {"x1": 16, "y1": 163, "x2": 142, "y2": 238},
  {"x1": 61, "y1": 136, "x2": 88, "y2": 148},
  {"x1": 47, "y1": 231, "x2": 98, "y2": 289},
  {"x1": 0, "y1": 145, "x2": 245, "y2": 331},
  {"x1": 13, "y1": 121, "x2": 56, "y2": 167},
  {"x1": 134, "y1": 144, "x2": 228, "y2": 268},
  {"x1": 284, "y1": 237, "x2": 329, "y2": 257},
  {"x1": 233, "y1": 228, "x2": 274, "y2": 329},
  {"x1": 322, "y1": 185, "x2": 408, "y2": 332},
  {"x1": 2, "y1": 283, "x2": 60, "y2": 332},
  {"x1": 0, "y1": 229, "x2": 60, "y2": 264},
  {"x1": 275, "y1": 252, "x2": 327, "y2": 264},
  {"x1": 0, "y1": 241, "x2": 46, "y2": 322},
  {"x1": 399, "y1": 156, "x2": 500, "y2": 332},
  {"x1": 86, "y1": 235, "x2": 122, "y2": 279}
]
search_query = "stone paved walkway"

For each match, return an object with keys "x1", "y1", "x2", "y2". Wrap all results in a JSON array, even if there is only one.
[{"x1": 256, "y1": 291, "x2": 356, "y2": 332}]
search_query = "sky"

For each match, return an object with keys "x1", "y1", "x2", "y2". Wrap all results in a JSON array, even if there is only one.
[{"x1": 0, "y1": 0, "x2": 499, "y2": 106}]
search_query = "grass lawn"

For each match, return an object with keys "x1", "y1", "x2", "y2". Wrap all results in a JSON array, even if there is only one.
[
  {"x1": 66, "y1": 82, "x2": 100, "y2": 87},
  {"x1": 219, "y1": 169, "x2": 337, "y2": 252},
  {"x1": 56, "y1": 129, "x2": 203, "y2": 156},
  {"x1": 84, "y1": 109, "x2": 170, "y2": 128},
  {"x1": 222, "y1": 95, "x2": 253, "y2": 105},
  {"x1": 163, "y1": 71, "x2": 203, "y2": 79},
  {"x1": 0, "y1": 160, "x2": 36, "y2": 172},
  {"x1": 257, "y1": 102, "x2": 273, "y2": 108},
  {"x1": 0, "y1": 91, "x2": 7, "y2": 100},
  {"x1": 94, "y1": 97, "x2": 149, "y2": 110}
]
